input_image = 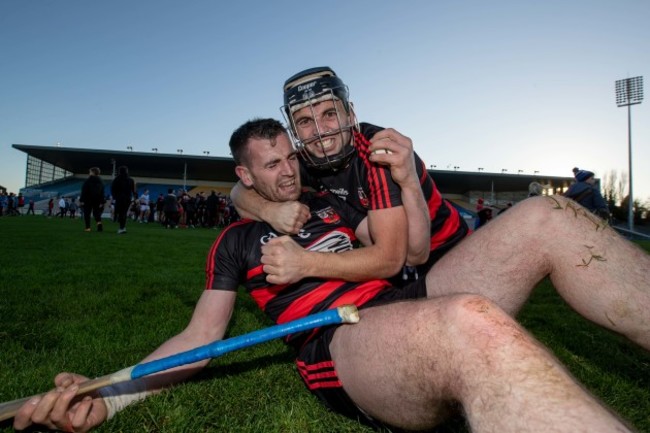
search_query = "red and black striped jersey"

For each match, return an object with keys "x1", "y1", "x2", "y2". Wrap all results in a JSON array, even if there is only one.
[
  {"x1": 300, "y1": 123, "x2": 469, "y2": 276},
  {"x1": 205, "y1": 191, "x2": 392, "y2": 349}
]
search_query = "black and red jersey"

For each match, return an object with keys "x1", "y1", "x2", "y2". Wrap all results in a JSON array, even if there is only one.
[
  {"x1": 300, "y1": 123, "x2": 469, "y2": 277},
  {"x1": 205, "y1": 191, "x2": 392, "y2": 349}
]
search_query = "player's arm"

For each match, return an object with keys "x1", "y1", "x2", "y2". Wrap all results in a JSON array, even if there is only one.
[
  {"x1": 261, "y1": 206, "x2": 407, "y2": 284},
  {"x1": 368, "y1": 128, "x2": 430, "y2": 265},
  {"x1": 230, "y1": 181, "x2": 310, "y2": 234},
  {"x1": 14, "y1": 290, "x2": 236, "y2": 432}
]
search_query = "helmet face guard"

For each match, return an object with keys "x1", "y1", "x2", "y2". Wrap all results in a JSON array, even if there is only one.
[{"x1": 281, "y1": 67, "x2": 358, "y2": 171}]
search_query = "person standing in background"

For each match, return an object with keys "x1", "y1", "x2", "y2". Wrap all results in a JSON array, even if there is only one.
[
  {"x1": 163, "y1": 188, "x2": 179, "y2": 229},
  {"x1": 564, "y1": 169, "x2": 610, "y2": 220},
  {"x1": 80, "y1": 167, "x2": 105, "y2": 232},
  {"x1": 110, "y1": 166, "x2": 137, "y2": 234},
  {"x1": 138, "y1": 189, "x2": 151, "y2": 223},
  {"x1": 57, "y1": 197, "x2": 66, "y2": 218}
]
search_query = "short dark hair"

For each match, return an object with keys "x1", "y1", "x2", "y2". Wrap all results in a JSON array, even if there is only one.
[
  {"x1": 90, "y1": 167, "x2": 101, "y2": 176},
  {"x1": 229, "y1": 118, "x2": 287, "y2": 166},
  {"x1": 119, "y1": 166, "x2": 129, "y2": 175}
]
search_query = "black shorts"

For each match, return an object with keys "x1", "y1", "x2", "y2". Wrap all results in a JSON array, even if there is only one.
[{"x1": 294, "y1": 278, "x2": 427, "y2": 427}]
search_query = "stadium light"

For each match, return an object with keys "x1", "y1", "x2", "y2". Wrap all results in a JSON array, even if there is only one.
[
  {"x1": 615, "y1": 76, "x2": 644, "y2": 231},
  {"x1": 203, "y1": 150, "x2": 210, "y2": 156},
  {"x1": 501, "y1": 169, "x2": 508, "y2": 173},
  {"x1": 152, "y1": 148, "x2": 158, "y2": 153},
  {"x1": 534, "y1": 170, "x2": 539, "y2": 175},
  {"x1": 127, "y1": 146, "x2": 133, "y2": 152},
  {"x1": 429, "y1": 164, "x2": 436, "y2": 169},
  {"x1": 177, "y1": 149, "x2": 183, "y2": 154},
  {"x1": 453, "y1": 166, "x2": 460, "y2": 171},
  {"x1": 518, "y1": 170, "x2": 523, "y2": 175},
  {"x1": 478, "y1": 167, "x2": 484, "y2": 172}
]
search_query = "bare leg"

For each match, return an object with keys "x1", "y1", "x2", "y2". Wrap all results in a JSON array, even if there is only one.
[
  {"x1": 425, "y1": 195, "x2": 650, "y2": 349},
  {"x1": 330, "y1": 295, "x2": 633, "y2": 432}
]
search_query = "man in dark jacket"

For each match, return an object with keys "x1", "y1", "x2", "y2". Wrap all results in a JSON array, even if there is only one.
[
  {"x1": 110, "y1": 166, "x2": 137, "y2": 234},
  {"x1": 163, "y1": 188, "x2": 179, "y2": 228},
  {"x1": 80, "y1": 167, "x2": 105, "y2": 232},
  {"x1": 564, "y1": 169, "x2": 610, "y2": 220}
]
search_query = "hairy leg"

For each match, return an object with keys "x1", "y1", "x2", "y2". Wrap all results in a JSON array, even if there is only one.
[
  {"x1": 426, "y1": 195, "x2": 650, "y2": 349},
  {"x1": 330, "y1": 295, "x2": 633, "y2": 432}
]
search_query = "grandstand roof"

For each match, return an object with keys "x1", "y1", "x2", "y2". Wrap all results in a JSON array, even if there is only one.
[
  {"x1": 12, "y1": 144, "x2": 575, "y2": 194},
  {"x1": 13, "y1": 144, "x2": 239, "y2": 183}
]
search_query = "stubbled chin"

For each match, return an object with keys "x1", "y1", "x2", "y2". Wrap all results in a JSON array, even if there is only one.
[{"x1": 278, "y1": 184, "x2": 300, "y2": 199}]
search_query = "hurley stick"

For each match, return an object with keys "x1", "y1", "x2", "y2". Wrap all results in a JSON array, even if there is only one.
[{"x1": 0, "y1": 305, "x2": 359, "y2": 422}]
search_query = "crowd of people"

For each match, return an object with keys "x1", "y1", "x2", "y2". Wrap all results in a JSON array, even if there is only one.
[
  {"x1": 125, "y1": 188, "x2": 239, "y2": 229},
  {"x1": 1, "y1": 186, "x2": 238, "y2": 232},
  {"x1": 0, "y1": 191, "x2": 27, "y2": 216}
]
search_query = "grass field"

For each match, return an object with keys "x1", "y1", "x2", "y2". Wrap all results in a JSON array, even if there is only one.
[{"x1": 0, "y1": 215, "x2": 649, "y2": 433}]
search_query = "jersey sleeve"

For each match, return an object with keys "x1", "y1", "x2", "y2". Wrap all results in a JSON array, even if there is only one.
[
  {"x1": 366, "y1": 161, "x2": 403, "y2": 210},
  {"x1": 205, "y1": 225, "x2": 247, "y2": 291}
]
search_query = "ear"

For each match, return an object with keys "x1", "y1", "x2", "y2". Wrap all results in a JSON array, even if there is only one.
[{"x1": 235, "y1": 165, "x2": 254, "y2": 188}]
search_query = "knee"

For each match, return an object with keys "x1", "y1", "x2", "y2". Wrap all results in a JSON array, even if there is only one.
[
  {"x1": 500, "y1": 195, "x2": 572, "y2": 233},
  {"x1": 439, "y1": 294, "x2": 526, "y2": 349}
]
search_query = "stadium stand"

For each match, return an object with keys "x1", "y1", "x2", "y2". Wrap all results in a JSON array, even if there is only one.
[{"x1": 11, "y1": 144, "x2": 577, "y2": 217}]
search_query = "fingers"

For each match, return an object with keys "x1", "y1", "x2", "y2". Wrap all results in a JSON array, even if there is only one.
[
  {"x1": 260, "y1": 236, "x2": 302, "y2": 285},
  {"x1": 297, "y1": 204, "x2": 311, "y2": 224},
  {"x1": 55, "y1": 372, "x2": 84, "y2": 388},
  {"x1": 48, "y1": 385, "x2": 80, "y2": 430},
  {"x1": 368, "y1": 128, "x2": 413, "y2": 164},
  {"x1": 274, "y1": 202, "x2": 310, "y2": 234},
  {"x1": 69, "y1": 396, "x2": 94, "y2": 432},
  {"x1": 14, "y1": 384, "x2": 79, "y2": 431},
  {"x1": 13, "y1": 396, "x2": 42, "y2": 430}
]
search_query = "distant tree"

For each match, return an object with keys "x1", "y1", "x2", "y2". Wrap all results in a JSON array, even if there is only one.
[
  {"x1": 617, "y1": 172, "x2": 628, "y2": 207},
  {"x1": 618, "y1": 196, "x2": 648, "y2": 225},
  {"x1": 602, "y1": 170, "x2": 618, "y2": 210}
]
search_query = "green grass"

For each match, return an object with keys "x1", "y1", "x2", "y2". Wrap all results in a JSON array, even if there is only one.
[{"x1": 0, "y1": 216, "x2": 648, "y2": 432}]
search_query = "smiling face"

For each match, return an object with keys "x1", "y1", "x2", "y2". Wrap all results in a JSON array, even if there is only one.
[
  {"x1": 291, "y1": 98, "x2": 354, "y2": 159},
  {"x1": 235, "y1": 132, "x2": 302, "y2": 203}
]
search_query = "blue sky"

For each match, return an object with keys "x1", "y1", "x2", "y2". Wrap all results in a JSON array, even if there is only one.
[{"x1": 1, "y1": 0, "x2": 648, "y2": 201}]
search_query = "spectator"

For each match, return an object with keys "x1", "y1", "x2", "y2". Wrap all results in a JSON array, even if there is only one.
[
  {"x1": 206, "y1": 191, "x2": 219, "y2": 228},
  {"x1": 68, "y1": 198, "x2": 78, "y2": 219},
  {"x1": 564, "y1": 169, "x2": 610, "y2": 220},
  {"x1": 111, "y1": 166, "x2": 137, "y2": 234},
  {"x1": 0, "y1": 192, "x2": 6, "y2": 216},
  {"x1": 26, "y1": 199, "x2": 35, "y2": 215},
  {"x1": 58, "y1": 197, "x2": 67, "y2": 218},
  {"x1": 17, "y1": 193, "x2": 25, "y2": 214},
  {"x1": 155, "y1": 193, "x2": 165, "y2": 223},
  {"x1": 474, "y1": 207, "x2": 493, "y2": 229},
  {"x1": 163, "y1": 188, "x2": 179, "y2": 229},
  {"x1": 528, "y1": 181, "x2": 544, "y2": 197},
  {"x1": 80, "y1": 167, "x2": 105, "y2": 232},
  {"x1": 138, "y1": 189, "x2": 151, "y2": 223}
]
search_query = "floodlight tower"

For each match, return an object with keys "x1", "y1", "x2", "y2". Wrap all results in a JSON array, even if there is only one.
[{"x1": 615, "y1": 76, "x2": 644, "y2": 230}]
